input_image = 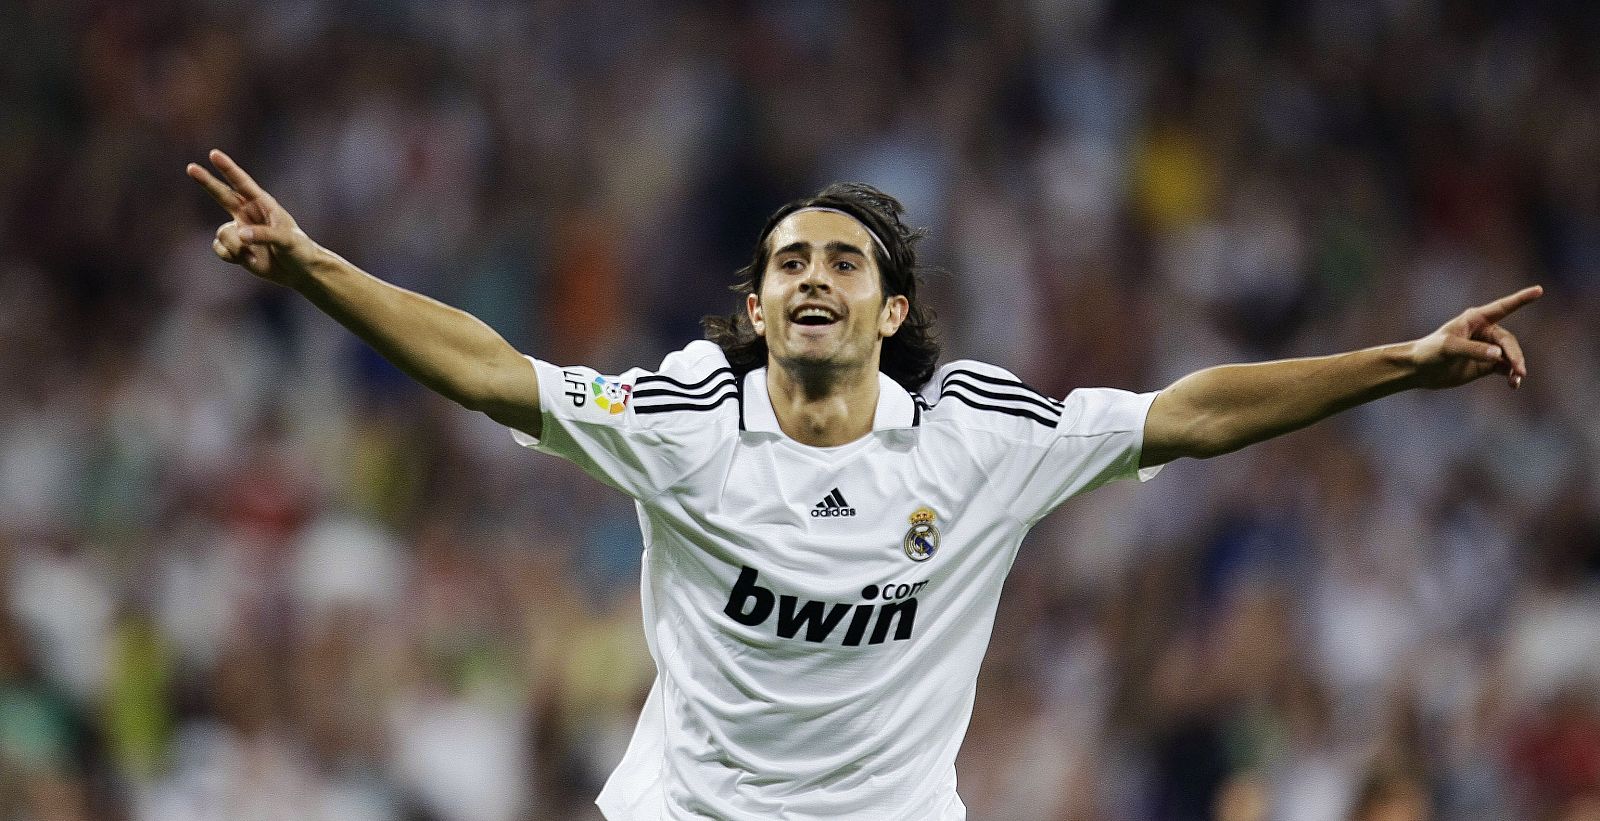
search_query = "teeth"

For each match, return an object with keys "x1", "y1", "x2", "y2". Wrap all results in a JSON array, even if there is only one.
[{"x1": 795, "y1": 308, "x2": 836, "y2": 321}]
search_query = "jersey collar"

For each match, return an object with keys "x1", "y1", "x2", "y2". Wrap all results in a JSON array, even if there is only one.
[{"x1": 741, "y1": 368, "x2": 921, "y2": 434}]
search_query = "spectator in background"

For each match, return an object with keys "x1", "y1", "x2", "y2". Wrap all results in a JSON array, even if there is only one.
[
  {"x1": 3, "y1": 1, "x2": 1599, "y2": 818},
  {"x1": 1346, "y1": 765, "x2": 1432, "y2": 821}
]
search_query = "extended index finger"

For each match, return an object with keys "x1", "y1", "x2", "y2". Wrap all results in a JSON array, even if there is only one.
[
  {"x1": 186, "y1": 162, "x2": 245, "y2": 213},
  {"x1": 1476, "y1": 285, "x2": 1544, "y2": 325},
  {"x1": 207, "y1": 149, "x2": 270, "y2": 201}
]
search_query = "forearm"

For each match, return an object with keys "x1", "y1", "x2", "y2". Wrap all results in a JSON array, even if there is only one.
[
  {"x1": 289, "y1": 245, "x2": 531, "y2": 413},
  {"x1": 1144, "y1": 342, "x2": 1419, "y2": 463}
]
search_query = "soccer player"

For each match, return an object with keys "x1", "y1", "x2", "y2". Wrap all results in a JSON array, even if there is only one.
[{"x1": 187, "y1": 149, "x2": 1540, "y2": 820}]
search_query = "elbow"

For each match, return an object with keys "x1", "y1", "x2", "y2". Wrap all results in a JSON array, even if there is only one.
[
  {"x1": 461, "y1": 354, "x2": 541, "y2": 424},
  {"x1": 1167, "y1": 409, "x2": 1240, "y2": 461},
  {"x1": 1146, "y1": 387, "x2": 1249, "y2": 463},
  {"x1": 454, "y1": 371, "x2": 509, "y2": 415},
  {"x1": 420, "y1": 370, "x2": 492, "y2": 413},
  {"x1": 455, "y1": 387, "x2": 493, "y2": 414},
  {"x1": 1188, "y1": 438, "x2": 1240, "y2": 461}
]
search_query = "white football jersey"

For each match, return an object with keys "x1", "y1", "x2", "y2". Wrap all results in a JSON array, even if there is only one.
[{"x1": 510, "y1": 341, "x2": 1160, "y2": 820}]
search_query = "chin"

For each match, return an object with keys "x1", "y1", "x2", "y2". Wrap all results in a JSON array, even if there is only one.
[
  {"x1": 777, "y1": 351, "x2": 836, "y2": 369},
  {"x1": 775, "y1": 346, "x2": 867, "y2": 375}
]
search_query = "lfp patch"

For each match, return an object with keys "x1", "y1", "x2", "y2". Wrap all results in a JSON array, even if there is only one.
[{"x1": 591, "y1": 376, "x2": 631, "y2": 414}]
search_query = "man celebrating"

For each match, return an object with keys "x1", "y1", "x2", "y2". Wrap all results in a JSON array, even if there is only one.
[{"x1": 188, "y1": 149, "x2": 1539, "y2": 820}]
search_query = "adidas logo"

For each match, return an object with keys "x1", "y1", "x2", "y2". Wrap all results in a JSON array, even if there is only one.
[{"x1": 810, "y1": 488, "x2": 856, "y2": 518}]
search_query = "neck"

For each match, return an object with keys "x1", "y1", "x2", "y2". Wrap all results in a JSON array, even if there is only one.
[{"x1": 766, "y1": 358, "x2": 880, "y2": 447}]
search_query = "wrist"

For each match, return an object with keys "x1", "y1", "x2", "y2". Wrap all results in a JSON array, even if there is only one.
[
  {"x1": 282, "y1": 242, "x2": 337, "y2": 293},
  {"x1": 1383, "y1": 340, "x2": 1423, "y2": 390}
]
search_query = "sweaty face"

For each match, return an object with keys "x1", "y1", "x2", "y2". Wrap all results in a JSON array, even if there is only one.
[{"x1": 748, "y1": 210, "x2": 908, "y2": 375}]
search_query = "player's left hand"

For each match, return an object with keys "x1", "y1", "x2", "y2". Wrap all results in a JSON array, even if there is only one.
[{"x1": 1409, "y1": 285, "x2": 1543, "y2": 390}]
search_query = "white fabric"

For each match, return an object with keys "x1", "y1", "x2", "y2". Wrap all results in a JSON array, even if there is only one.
[{"x1": 510, "y1": 340, "x2": 1160, "y2": 820}]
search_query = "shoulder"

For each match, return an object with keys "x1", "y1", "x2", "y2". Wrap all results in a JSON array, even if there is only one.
[
  {"x1": 915, "y1": 359, "x2": 1066, "y2": 433},
  {"x1": 628, "y1": 340, "x2": 739, "y2": 421}
]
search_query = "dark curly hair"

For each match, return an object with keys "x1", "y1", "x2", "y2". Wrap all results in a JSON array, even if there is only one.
[{"x1": 702, "y1": 182, "x2": 941, "y2": 391}]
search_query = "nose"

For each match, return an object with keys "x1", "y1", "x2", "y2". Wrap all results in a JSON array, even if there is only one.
[{"x1": 798, "y1": 262, "x2": 831, "y2": 293}]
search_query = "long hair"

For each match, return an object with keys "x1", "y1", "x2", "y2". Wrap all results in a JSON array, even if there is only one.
[{"x1": 702, "y1": 183, "x2": 941, "y2": 391}]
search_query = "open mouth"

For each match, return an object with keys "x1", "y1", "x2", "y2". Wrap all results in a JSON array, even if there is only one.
[{"x1": 790, "y1": 306, "x2": 841, "y2": 326}]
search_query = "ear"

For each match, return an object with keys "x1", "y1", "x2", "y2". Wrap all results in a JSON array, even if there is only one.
[
  {"x1": 879, "y1": 294, "x2": 909, "y2": 338},
  {"x1": 747, "y1": 293, "x2": 765, "y2": 335}
]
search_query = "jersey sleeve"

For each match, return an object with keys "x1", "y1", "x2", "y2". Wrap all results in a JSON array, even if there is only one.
[
  {"x1": 508, "y1": 342, "x2": 732, "y2": 500},
  {"x1": 996, "y1": 386, "x2": 1161, "y2": 523},
  {"x1": 922, "y1": 362, "x2": 1161, "y2": 525}
]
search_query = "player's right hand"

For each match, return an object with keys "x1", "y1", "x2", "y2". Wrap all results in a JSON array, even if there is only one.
[{"x1": 186, "y1": 149, "x2": 316, "y2": 287}]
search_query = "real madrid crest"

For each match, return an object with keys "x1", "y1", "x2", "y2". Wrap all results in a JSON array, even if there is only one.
[{"x1": 903, "y1": 506, "x2": 940, "y2": 562}]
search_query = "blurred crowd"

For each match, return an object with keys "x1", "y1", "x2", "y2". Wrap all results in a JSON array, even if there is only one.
[{"x1": 3, "y1": 0, "x2": 1600, "y2": 819}]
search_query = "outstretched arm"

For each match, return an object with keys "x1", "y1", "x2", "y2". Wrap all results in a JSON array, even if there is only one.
[
  {"x1": 1140, "y1": 286, "x2": 1543, "y2": 467},
  {"x1": 186, "y1": 149, "x2": 542, "y2": 438}
]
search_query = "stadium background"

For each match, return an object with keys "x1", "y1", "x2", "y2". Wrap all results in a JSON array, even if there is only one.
[{"x1": 3, "y1": 0, "x2": 1599, "y2": 819}]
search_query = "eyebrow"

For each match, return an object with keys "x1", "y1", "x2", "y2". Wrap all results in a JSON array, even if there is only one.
[{"x1": 772, "y1": 241, "x2": 870, "y2": 259}]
